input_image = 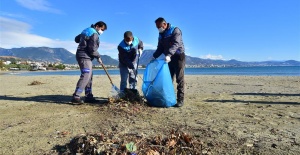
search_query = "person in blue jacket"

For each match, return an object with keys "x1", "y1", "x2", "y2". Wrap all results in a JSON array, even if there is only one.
[
  {"x1": 118, "y1": 31, "x2": 143, "y2": 92},
  {"x1": 152, "y1": 17, "x2": 186, "y2": 107},
  {"x1": 71, "y1": 21, "x2": 107, "y2": 104}
]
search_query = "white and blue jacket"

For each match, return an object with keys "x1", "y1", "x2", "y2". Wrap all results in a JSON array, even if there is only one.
[
  {"x1": 118, "y1": 36, "x2": 143, "y2": 69},
  {"x1": 75, "y1": 24, "x2": 101, "y2": 60}
]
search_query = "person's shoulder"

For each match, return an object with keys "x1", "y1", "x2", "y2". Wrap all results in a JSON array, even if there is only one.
[
  {"x1": 172, "y1": 27, "x2": 182, "y2": 35},
  {"x1": 118, "y1": 40, "x2": 126, "y2": 47},
  {"x1": 133, "y1": 36, "x2": 141, "y2": 42},
  {"x1": 173, "y1": 26, "x2": 181, "y2": 31},
  {"x1": 83, "y1": 27, "x2": 97, "y2": 36}
]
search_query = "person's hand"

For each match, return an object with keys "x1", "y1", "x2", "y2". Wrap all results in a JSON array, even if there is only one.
[
  {"x1": 129, "y1": 68, "x2": 137, "y2": 75},
  {"x1": 165, "y1": 55, "x2": 171, "y2": 63},
  {"x1": 97, "y1": 57, "x2": 102, "y2": 64}
]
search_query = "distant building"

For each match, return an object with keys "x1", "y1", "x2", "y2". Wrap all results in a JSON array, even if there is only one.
[
  {"x1": 4, "y1": 61, "x2": 11, "y2": 65},
  {"x1": 30, "y1": 62, "x2": 47, "y2": 71}
]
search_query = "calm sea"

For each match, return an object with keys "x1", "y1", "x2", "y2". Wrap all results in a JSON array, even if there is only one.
[{"x1": 4, "y1": 66, "x2": 300, "y2": 76}]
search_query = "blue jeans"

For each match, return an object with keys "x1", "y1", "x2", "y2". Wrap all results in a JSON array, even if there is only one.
[{"x1": 119, "y1": 63, "x2": 137, "y2": 91}]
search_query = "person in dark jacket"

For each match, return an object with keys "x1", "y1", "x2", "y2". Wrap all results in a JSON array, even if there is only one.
[
  {"x1": 71, "y1": 21, "x2": 107, "y2": 104},
  {"x1": 118, "y1": 31, "x2": 143, "y2": 91},
  {"x1": 152, "y1": 17, "x2": 185, "y2": 107}
]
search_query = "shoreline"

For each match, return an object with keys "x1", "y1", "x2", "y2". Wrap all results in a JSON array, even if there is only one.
[{"x1": 1, "y1": 66, "x2": 299, "y2": 77}]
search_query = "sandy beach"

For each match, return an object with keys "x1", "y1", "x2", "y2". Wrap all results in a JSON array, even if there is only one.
[{"x1": 0, "y1": 74, "x2": 299, "y2": 154}]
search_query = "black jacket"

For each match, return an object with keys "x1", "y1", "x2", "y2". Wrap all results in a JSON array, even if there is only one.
[{"x1": 153, "y1": 23, "x2": 185, "y2": 58}]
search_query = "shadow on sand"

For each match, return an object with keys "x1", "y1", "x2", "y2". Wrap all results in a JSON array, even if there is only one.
[
  {"x1": 233, "y1": 92, "x2": 300, "y2": 97},
  {"x1": 204, "y1": 92, "x2": 300, "y2": 105},
  {"x1": 204, "y1": 99, "x2": 300, "y2": 105},
  {"x1": 0, "y1": 95, "x2": 108, "y2": 106}
]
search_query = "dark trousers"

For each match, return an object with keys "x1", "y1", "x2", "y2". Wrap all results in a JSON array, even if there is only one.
[
  {"x1": 74, "y1": 58, "x2": 93, "y2": 97},
  {"x1": 168, "y1": 53, "x2": 185, "y2": 101}
]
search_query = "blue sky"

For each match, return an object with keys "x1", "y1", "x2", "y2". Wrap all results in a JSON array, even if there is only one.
[{"x1": 0, "y1": 0, "x2": 299, "y2": 61}]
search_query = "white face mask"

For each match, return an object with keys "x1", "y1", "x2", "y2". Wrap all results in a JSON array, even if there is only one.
[
  {"x1": 126, "y1": 41, "x2": 132, "y2": 45},
  {"x1": 98, "y1": 29, "x2": 103, "y2": 35},
  {"x1": 158, "y1": 27, "x2": 165, "y2": 33}
]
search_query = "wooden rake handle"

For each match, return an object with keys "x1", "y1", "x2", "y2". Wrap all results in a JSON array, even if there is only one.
[{"x1": 100, "y1": 63, "x2": 114, "y2": 85}]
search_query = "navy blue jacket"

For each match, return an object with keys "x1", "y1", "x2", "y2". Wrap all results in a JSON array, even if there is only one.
[
  {"x1": 118, "y1": 36, "x2": 143, "y2": 69},
  {"x1": 75, "y1": 24, "x2": 101, "y2": 60},
  {"x1": 153, "y1": 23, "x2": 185, "y2": 58}
]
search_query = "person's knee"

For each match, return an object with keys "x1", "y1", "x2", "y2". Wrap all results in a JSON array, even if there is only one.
[{"x1": 81, "y1": 68, "x2": 91, "y2": 74}]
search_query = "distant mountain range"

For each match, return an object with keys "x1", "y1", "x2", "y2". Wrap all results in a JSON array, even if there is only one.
[
  {"x1": 139, "y1": 50, "x2": 300, "y2": 67},
  {"x1": 0, "y1": 47, "x2": 299, "y2": 67},
  {"x1": 0, "y1": 47, "x2": 118, "y2": 65}
]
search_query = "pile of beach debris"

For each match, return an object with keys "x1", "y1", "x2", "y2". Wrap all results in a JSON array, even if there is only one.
[
  {"x1": 108, "y1": 88, "x2": 145, "y2": 105},
  {"x1": 28, "y1": 80, "x2": 44, "y2": 86},
  {"x1": 49, "y1": 91, "x2": 208, "y2": 154},
  {"x1": 52, "y1": 129, "x2": 205, "y2": 155},
  {"x1": 104, "y1": 89, "x2": 148, "y2": 118}
]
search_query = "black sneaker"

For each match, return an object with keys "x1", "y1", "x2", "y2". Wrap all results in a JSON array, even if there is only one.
[
  {"x1": 84, "y1": 97, "x2": 98, "y2": 103},
  {"x1": 71, "y1": 96, "x2": 84, "y2": 105},
  {"x1": 175, "y1": 100, "x2": 184, "y2": 107}
]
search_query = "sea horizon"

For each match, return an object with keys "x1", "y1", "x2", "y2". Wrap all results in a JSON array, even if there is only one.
[{"x1": 2, "y1": 66, "x2": 299, "y2": 76}]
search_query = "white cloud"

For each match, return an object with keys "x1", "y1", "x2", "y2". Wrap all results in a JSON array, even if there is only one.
[
  {"x1": 0, "y1": 16, "x2": 117, "y2": 55},
  {"x1": 0, "y1": 16, "x2": 31, "y2": 33},
  {"x1": 0, "y1": 11, "x2": 27, "y2": 19},
  {"x1": 200, "y1": 54, "x2": 224, "y2": 60},
  {"x1": 15, "y1": 0, "x2": 62, "y2": 14},
  {"x1": 143, "y1": 43, "x2": 156, "y2": 49},
  {"x1": 0, "y1": 16, "x2": 76, "y2": 53},
  {"x1": 185, "y1": 52, "x2": 191, "y2": 56},
  {"x1": 99, "y1": 42, "x2": 117, "y2": 51},
  {"x1": 98, "y1": 42, "x2": 118, "y2": 58}
]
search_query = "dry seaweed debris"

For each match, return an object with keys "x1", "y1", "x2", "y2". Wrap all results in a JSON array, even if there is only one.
[
  {"x1": 105, "y1": 92, "x2": 147, "y2": 117},
  {"x1": 28, "y1": 80, "x2": 44, "y2": 86},
  {"x1": 108, "y1": 89, "x2": 145, "y2": 105},
  {"x1": 50, "y1": 129, "x2": 205, "y2": 155}
]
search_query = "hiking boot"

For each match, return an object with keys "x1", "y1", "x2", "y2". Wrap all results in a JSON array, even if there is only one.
[
  {"x1": 71, "y1": 96, "x2": 84, "y2": 105},
  {"x1": 175, "y1": 100, "x2": 184, "y2": 107}
]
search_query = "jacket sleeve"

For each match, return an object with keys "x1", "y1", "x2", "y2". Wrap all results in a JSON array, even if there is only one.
[
  {"x1": 137, "y1": 40, "x2": 144, "y2": 58},
  {"x1": 87, "y1": 33, "x2": 101, "y2": 58},
  {"x1": 75, "y1": 34, "x2": 81, "y2": 43},
  {"x1": 118, "y1": 46, "x2": 134, "y2": 69},
  {"x1": 138, "y1": 40, "x2": 143, "y2": 50},
  {"x1": 153, "y1": 39, "x2": 164, "y2": 58},
  {"x1": 167, "y1": 27, "x2": 182, "y2": 57}
]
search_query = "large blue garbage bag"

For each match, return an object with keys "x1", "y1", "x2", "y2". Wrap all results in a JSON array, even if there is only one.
[{"x1": 142, "y1": 59, "x2": 176, "y2": 107}]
